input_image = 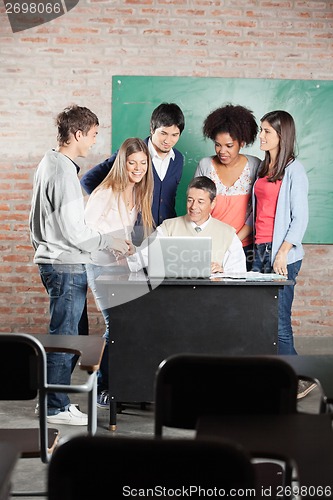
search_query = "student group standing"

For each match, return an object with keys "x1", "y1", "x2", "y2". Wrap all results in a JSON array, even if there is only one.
[{"x1": 29, "y1": 102, "x2": 312, "y2": 422}]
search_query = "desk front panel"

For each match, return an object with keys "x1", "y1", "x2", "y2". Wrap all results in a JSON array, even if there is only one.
[{"x1": 107, "y1": 281, "x2": 280, "y2": 402}]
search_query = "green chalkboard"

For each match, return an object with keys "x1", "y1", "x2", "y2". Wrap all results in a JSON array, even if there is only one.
[{"x1": 112, "y1": 76, "x2": 333, "y2": 244}]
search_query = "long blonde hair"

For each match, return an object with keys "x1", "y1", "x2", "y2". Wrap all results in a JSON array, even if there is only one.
[{"x1": 97, "y1": 138, "x2": 154, "y2": 236}]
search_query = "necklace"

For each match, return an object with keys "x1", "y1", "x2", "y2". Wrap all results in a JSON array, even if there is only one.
[{"x1": 123, "y1": 190, "x2": 134, "y2": 209}]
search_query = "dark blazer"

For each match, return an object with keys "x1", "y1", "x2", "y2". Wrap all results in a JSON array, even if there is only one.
[{"x1": 80, "y1": 137, "x2": 184, "y2": 234}]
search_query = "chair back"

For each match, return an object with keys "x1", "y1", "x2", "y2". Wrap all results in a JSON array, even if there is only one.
[
  {"x1": 48, "y1": 435, "x2": 256, "y2": 500},
  {"x1": 155, "y1": 354, "x2": 298, "y2": 436},
  {"x1": 0, "y1": 333, "x2": 53, "y2": 463},
  {"x1": 0, "y1": 333, "x2": 47, "y2": 400}
]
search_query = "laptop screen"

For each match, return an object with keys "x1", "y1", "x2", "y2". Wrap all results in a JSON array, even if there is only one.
[{"x1": 147, "y1": 236, "x2": 212, "y2": 279}]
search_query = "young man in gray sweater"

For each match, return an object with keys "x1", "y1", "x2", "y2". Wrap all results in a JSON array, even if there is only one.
[{"x1": 29, "y1": 105, "x2": 132, "y2": 425}]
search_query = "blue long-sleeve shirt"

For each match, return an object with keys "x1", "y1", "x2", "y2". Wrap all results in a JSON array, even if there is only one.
[{"x1": 252, "y1": 159, "x2": 309, "y2": 265}]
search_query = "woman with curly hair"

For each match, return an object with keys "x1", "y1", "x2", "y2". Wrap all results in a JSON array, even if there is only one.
[{"x1": 194, "y1": 104, "x2": 261, "y2": 269}]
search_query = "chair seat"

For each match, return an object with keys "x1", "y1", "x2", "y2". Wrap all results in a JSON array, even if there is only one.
[
  {"x1": 254, "y1": 461, "x2": 284, "y2": 490},
  {"x1": 0, "y1": 428, "x2": 59, "y2": 458}
]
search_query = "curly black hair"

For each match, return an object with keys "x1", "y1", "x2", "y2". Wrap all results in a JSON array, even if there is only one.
[{"x1": 203, "y1": 104, "x2": 258, "y2": 146}]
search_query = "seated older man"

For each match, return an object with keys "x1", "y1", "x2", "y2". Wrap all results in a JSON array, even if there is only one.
[{"x1": 128, "y1": 176, "x2": 246, "y2": 274}]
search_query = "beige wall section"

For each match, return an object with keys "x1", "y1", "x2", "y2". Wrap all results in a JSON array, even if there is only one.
[{"x1": 0, "y1": 0, "x2": 332, "y2": 341}]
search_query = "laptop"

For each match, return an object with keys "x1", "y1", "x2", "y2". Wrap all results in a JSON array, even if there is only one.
[{"x1": 147, "y1": 236, "x2": 212, "y2": 279}]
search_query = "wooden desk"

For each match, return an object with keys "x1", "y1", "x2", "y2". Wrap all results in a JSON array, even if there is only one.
[
  {"x1": 31, "y1": 334, "x2": 105, "y2": 373},
  {"x1": 96, "y1": 272, "x2": 291, "y2": 429},
  {"x1": 196, "y1": 414, "x2": 333, "y2": 499},
  {"x1": 0, "y1": 443, "x2": 19, "y2": 500},
  {"x1": 30, "y1": 334, "x2": 105, "y2": 435}
]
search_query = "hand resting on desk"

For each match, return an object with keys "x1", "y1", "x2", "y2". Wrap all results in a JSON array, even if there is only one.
[{"x1": 211, "y1": 261, "x2": 223, "y2": 273}]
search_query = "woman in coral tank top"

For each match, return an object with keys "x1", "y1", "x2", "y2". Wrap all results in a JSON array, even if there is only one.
[{"x1": 194, "y1": 104, "x2": 261, "y2": 270}]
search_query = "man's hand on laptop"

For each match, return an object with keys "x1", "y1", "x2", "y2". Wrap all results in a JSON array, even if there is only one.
[{"x1": 211, "y1": 262, "x2": 223, "y2": 274}]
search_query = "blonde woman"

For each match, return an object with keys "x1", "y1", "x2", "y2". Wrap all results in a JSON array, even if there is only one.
[{"x1": 85, "y1": 137, "x2": 154, "y2": 406}]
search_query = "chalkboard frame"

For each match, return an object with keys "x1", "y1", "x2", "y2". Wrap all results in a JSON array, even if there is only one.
[{"x1": 112, "y1": 75, "x2": 333, "y2": 244}]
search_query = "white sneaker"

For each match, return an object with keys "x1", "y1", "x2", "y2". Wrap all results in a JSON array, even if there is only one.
[
  {"x1": 47, "y1": 404, "x2": 88, "y2": 426},
  {"x1": 36, "y1": 403, "x2": 80, "y2": 418},
  {"x1": 66, "y1": 404, "x2": 85, "y2": 417}
]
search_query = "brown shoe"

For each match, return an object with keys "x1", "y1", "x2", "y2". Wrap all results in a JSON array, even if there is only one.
[{"x1": 297, "y1": 380, "x2": 316, "y2": 399}]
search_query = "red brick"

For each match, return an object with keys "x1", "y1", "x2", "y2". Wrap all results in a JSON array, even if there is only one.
[
  {"x1": 2, "y1": 255, "x2": 30, "y2": 262},
  {"x1": 0, "y1": 0, "x2": 332, "y2": 341}
]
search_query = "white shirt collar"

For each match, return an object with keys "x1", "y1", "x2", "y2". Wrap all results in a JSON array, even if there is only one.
[
  {"x1": 148, "y1": 138, "x2": 175, "y2": 181},
  {"x1": 190, "y1": 215, "x2": 211, "y2": 231},
  {"x1": 148, "y1": 138, "x2": 175, "y2": 161}
]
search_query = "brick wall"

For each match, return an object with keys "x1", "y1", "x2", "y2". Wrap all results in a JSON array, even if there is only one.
[{"x1": 0, "y1": 0, "x2": 332, "y2": 339}]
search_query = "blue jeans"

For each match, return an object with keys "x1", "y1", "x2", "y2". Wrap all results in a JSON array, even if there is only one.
[
  {"x1": 38, "y1": 263, "x2": 87, "y2": 414},
  {"x1": 86, "y1": 264, "x2": 110, "y2": 392},
  {"x1": 243, "y1": 244, "x2": 254, "y2": 272},
  {"x1": 252, "y1": 244, "x2": 302, "y2": 355},
  {"x1": 252, "y1": 243, "x2": 273, "y2": 274}
]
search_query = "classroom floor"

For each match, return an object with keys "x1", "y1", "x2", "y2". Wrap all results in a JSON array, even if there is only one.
[{"x1": 1, "y1": 336, "x2": 331, "y2": 499}]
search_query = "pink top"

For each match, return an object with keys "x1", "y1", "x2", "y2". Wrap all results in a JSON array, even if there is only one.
[
  {"x1": 212, "y1": 194, "x2": 251, "y2": 246},
  {"x1": 254, "y1": 177, "x2": 282, "y2": 244},
  {"x1": 195, "y1": 154, "x2": 261, "y2": 247},
  {"x1": 210, "y1": 163, "x2": 254, "y2": 247}
]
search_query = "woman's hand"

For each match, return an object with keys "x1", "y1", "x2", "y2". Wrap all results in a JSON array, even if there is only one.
[
  {"x1": 211, "y1": 261, "x2": 223, "y2": 274},
  {"x1": 125, "y1": 241, "x2": 135, "y2": 256},
  {"x1": 273, "y1": 252, "x2": 288, "y2": 276},
  {"x1": 111, "y1": 238, "x2": 135, "y2": 257},
  {"x1": 273, "y1": 241, "x2": 292, "y2": 276}
]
